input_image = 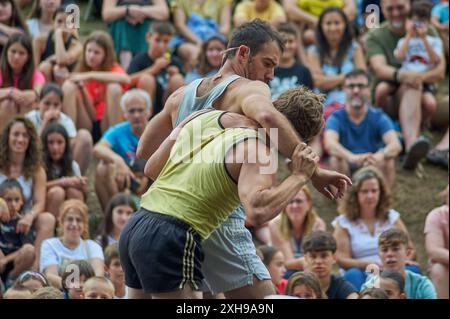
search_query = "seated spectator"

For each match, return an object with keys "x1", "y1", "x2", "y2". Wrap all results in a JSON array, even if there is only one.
[
  {"x1": 233, "y1": 0, "x2": 287, "y2": 28},
  {"x1": 26, "y1": 82, "x2": 92, "y2": 174},
  {"x1": 0, "y1": 34, "x2": 45, "y2": 131},
  {"x1": 0, "y1": 179, "x2": 36, "y2": 288},
  {"x1": 424, "y1": 184, "x2": 448, "y2": 299},
  {"x1": 61, "y1": 31, "x2": 130, "y2": 142},
  {"x1": 431, "y1": 0, "x2": 448, "y2": 61},
  {"x1": 333, "y1": 166, "x2": 418, "y2": 291},
  {"x1": 324, "y1": 69, "x2": 402, "y2": 189},
  {"x1": 0, "y1": 117, "x2": 56, "y2": 273},
  {"x1": 39, "y1": 199, "x2": 104, "y2": 289},
  {"x1": 359, "y1": 287, "x2": 389, "y2": 299},
  {"x1": 379, "y1": 270, "x2": 407, "y2": 299},
  {"x1": 33, "y1": 5, "x2": 82, "y2": 86},
  {"x1": 41, "y1": 124, "x2": 87, "y2": 218},
  {"x1": 307, "y1": 7, "x2": 366, "y2": 111},
  {"x1": 0, "y1": 0, "x2": 29, "y2": 54},
  {"x1": 170, "y1": 0, "x2": 231, "y2": 66},
  {"x1": 427, "y1": 104, "x2": 448, "y2": 169},
  {"x1": 270, "y1": 22, "x2": 313, "y2": 100},
  {"x1": 102, "y1": 0, "x2": 170, "y2": 70},
  {"x1": 362, "y1": 228, "x2": 437, "y2": 299},
  {"x1": 302, "y1": 231, "x2": 358, "y2": 299},
  {"x1": 96, "y1": 193, "x2": 136, "y2": 250},
  {"x1": 184, "y1": 34, "x2": 227, "y2": 84},
  {"x1": 83, "y1": 276, "x2": 115, "y2": 299},
  {"x1": 104, "y1": 243, "x2": 127, "y2": 299},
  {"x1": 15, "y1": 270, "x2": 49, "y2": 293},
  {"x1": 366, "y1": 0, "x2": 445, "y2": 170},
  {"x1": 128, "y1": 21, "x2": 184, "y2": 116},
  {"x1": 2, "y1": 284, "x2": 32, "y2": 299},
  {"x1": 269, "y1": 186, "x2": 326, "y2": 276},
  {"x1": 259, "y1": 245, "x2": 288, "y2": 295},
  {"x1": 26, "y1": 0, "x2": 61, "y2": 38},
  {"x1": 60, "y1": 259, "x2": 95, "y2": 299},
  {"x1": 94, "y1": 89, "x2": 151, "y2": 210},
  {"x1": 285, "y1": 271, "x2": 326, "y2": 299},
  {"x1": 30, "y1": 285, "x2": 63, "y2": 299}
]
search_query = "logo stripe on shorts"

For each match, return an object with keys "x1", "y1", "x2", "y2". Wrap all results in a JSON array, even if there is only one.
[{"x1": 180, "y1": 227, "x2": 198, "y2": 290}]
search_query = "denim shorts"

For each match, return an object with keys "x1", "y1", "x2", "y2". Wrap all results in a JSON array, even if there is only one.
[{"x1": 201, "y1": 217, "x2": 271, "y2": 294}]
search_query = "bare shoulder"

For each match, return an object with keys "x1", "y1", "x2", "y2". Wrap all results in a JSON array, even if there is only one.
[{"x1": 165, "y1": 85, "x2": 186, "y2": 122}]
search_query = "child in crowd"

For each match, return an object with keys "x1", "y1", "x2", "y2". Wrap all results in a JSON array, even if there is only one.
[
  {"x1": 104, "y1": 243, "x2": 127, "y2": 299},
  {"x1": 259, "y1": 245, "x2": 288, "y2": 294},
  {"x1": 285, "y1": 271, "x2": 326, "y2": 299},
  {"x1": 379, "y1": 270, "x2": 407, "y2": 299},
  {"x1": 362, "y1": 228, "x2": 437, "y2": 299},
  {"x1": 31, "y1": 286, "x2": 64, "y2": 299},
  {"x1": 41, "y1": 123, "x2": 86, "y2": 217},
  {"x1": 359, "y1": 287, "x2": 389, "y2": 299},
  {"x1": 2, "y1": 284, "x2": 32, "y2": 299},
  {"x1": 302, "y1": 231, "x2": 358, "y2": 299},
  {"x1": 60, "y1": 259, "x2": 95, "y2": 299},
  {"x1": 0, "y1": 179, "x2": 35, "y2": 288},
  {"x1": 128, "y1": 21, "x2": 184, "y2": 116},
  {"x1": 15, "y1": 270, "x2": 49, "y2": 293},
  {"x1": 26, "y1": 0, "x2": 61, "y2": 38},
  {"x1": 83, "y1": 276, "x2": 115, "y2": 299}
]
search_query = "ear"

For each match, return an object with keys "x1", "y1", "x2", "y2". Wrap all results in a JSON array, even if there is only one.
[
  {"x1": 400, "y1": 293, "x2": 407, "y2": 300},
  {"x1": 237, "y1": 45, "x2": 250, "y2": 60}
]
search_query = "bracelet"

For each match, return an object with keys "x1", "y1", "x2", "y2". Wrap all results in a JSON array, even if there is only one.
[{"x1": 125, "y1": 5, "x2": 130, "y2": 17}]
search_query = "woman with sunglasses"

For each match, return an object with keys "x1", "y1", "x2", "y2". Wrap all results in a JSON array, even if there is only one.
[{"x1": 269, "y1": 185, "x2": 326, "y2": 278}]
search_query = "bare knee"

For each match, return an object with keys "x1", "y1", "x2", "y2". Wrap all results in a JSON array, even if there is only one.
[
  {"x1": 429, "y1": 263, "x2": 448, "y2": 281},
  {"x1": 18, "y1": 244, "x2": 36, "y2": 261},
  {"x1": 66, "y1": 187, "x2": 84, "y2": 200},
  {"x1": 62, "y1": 79, "x2": 77, "y2": 93},
  {"x1": 137, "y1": 74, "x2": 156, "y2": 89},
  {"x1": 47, "y1": 186, "x2": 66, "y2": 202},
  {"x1": 35, "y1": 212, "x2": 56, "y2": 232},
  {"x1": 95, "y1": 161, "x2": 111, "y2": 180},
  {"x1": 106, "y1": 83, "x2": 123, "y2": 98}
]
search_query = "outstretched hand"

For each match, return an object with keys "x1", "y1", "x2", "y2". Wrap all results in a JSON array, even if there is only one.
[{"x1": 311, "y1": 167, "x2": 352, "y2": 200}]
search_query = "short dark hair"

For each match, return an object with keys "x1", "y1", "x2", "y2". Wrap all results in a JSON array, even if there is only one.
[
  {"x1": 104, "y1": 243, "x2": 120, "y2": 267},
  {"x1": 259, "y1": 245, "x2": 280, "y2": 266},
  {"x1": 0, "y1": 178, "x2": 24, "y2": 200},
  {"x1": 277, "y1": 22, "x2": 299, "y2": 38},
  {"x1": 380, "y1": 270, "x2": 405, "y2": 293},
  {"x1": 378, "y1": 228, "x2": 409, "y2": 248},
  {"x1": 302, "y1": 231, "x2": 337, "y2": 253},
  {"x1": 410, "y1": 0, "x2": 432, "y2": 20},
  {"x1": 225, "y1": 19, "x2": 285, "y2": 61},
  {"x1": 150, "y1": 21, "x2": 175, "y2": 36},
  {"x1": 344, "y1": 69, "x2": 371, "y2": 83}
]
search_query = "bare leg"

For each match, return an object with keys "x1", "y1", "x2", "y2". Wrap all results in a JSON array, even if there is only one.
[
  {"x1": 71, "y1": 129, "x2": 93, "y2": 175},
  {"x1": 163, "y1": 74, "x2": 185, "y2": 104},
  {"x1": 375, "y1": 158, "x2": 396, "y2": 191},
  {"x1": 45, "y1": 186, "x2": 66, "y2": 218},
  {"x1": 128, "y1": 287, "x2": 153, "y2": 299},
  {"x1": 224, "y1": 276, "x2": 276, "y2": 299},
  {"x1": 62, "y1": 80, "x2": 93, "y2": 132},
  {"x1": 151, "y1": 284, "x2": 202, "y2": 299},
  {"x1": 102, "y1": 83, "x2": 124, "y2": 132},
  {"x1": 0, "y1": 100, "x2": 18, "y2": 132},
  {"x1": 119, "y1": 50, "x2": 133, "y2": 71},
  {"x1": 9, "y1": 244, "x2": 36, "y2": 278},
  {"x1": 429, "y1": 263, "x2": 449, "y2": 299},
  {"x1": 39, "y1": 61, "x2": 54, "y2": 82},
  {"x1": 136, "y1": 74, "x2": 157, "y2": 112},
  {"x1": 398, "y1": 84, "x2": 422, "y2": 150},
  {"x1": 421, "y1": 92, "x2": 437, "y2": 125},
  {"x1": 66, "y1": 187, "x2": 85, "y2": 201},
  {"x1": 436, "y1": 127, "x2": 449, "y2": 150},
  {"x1": 95, "y1": 161, "x2": 119, "y2": 211},
  {"x1": 33, "y1": 212, "x2": 56, "y2": 270},
  {"x1": 375, "y1": 82, "x2": 398, "y2": 118}
]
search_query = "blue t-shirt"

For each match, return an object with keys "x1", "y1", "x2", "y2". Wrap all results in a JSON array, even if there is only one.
[
  {"x1": 432, "y1": 2, "x2": 449, "y2": 24},
  {"x1": 325, "y1": 107, "x2": 395, "y2": 154},
  {"x1": 101, "y1": 122, "x2": 139, "y2": 166}
]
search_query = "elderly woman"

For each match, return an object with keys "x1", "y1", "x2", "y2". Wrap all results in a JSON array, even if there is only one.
[
  {"x1": 333, "y1": 166, "x2": 418, "y2": 291},
  {"x1": 39, "y1": 199, "x2": 104, "y2": 289},
  {"x1": 0, "y1": 116, "x2": 55, "y2": 272},
  {"x1": 269, "y1": 185, "x2": 326, "y2": 277}
]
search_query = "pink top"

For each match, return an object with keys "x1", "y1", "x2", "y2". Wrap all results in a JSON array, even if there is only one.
[
  {"x1": 424, "y1": 205, "x2": 449, "y2": 251},
  {"x1": 0, "y1": 70, "x2": 45, "y2": 88}
]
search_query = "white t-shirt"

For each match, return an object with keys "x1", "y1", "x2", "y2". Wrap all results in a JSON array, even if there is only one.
[
  {"x1": 395, "y1": 35, "x2": 444, "y2": 72},
  {"x1": 39, "y1": 237, "x2": 104, "y2": 273},
  {"x1": 26, "y1": 110, "x2": 77, "y2": 138},
  {"x1": 114, "y1": 286, "x2": 129, "y2": 299}
]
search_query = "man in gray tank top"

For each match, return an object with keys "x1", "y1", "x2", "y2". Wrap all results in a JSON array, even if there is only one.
[{"x1": 136, "y1": 20, "x2": 351, "y2": 299}]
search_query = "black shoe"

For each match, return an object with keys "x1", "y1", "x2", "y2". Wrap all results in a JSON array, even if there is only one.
[
  {"x1": 402, "y1": 136, "x2": 430, "y2": 170},
  {"x1": 427, "y1": 148, "x2": 449, "y2": 169}
]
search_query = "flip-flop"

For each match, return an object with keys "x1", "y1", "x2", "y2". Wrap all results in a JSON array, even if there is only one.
[{"x1": 402, "y1": 137, "x2": 430, "y2": 170}]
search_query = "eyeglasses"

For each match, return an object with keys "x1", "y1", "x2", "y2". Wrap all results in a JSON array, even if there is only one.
[
  {"x1": 127, "y1": 108, "x2": 146, "y2": 114},
  {"x1": 344, "y1": 83, "x2": 369, "y2": 90}
]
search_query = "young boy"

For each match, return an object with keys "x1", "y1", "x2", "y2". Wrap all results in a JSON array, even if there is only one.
[
  {"x1": 362, "y1": 228, "x2": 437, "y2": 299},
  {"x1": 127, "y1": 21, "x2": 185, "y2": 116},
  {"x1": 394, "y1": 0, "x2": 444, "y2": 123},
  {"x1": 270, "y1": 22, "x2": 313, "y2": 100},
  {"x1": 302, "y1": 231, "x2": 359, "y2": 299},
  {"x1": 0, "y1": 180, "x2": 36, "y2": 288},
  {"x1": 104, "y1": 243, "x2": 127, "y2": 299},
  {"x1": 83, "y1": 276, "x2": 115, "y2": 299},
  {"x1": 60, "y1": 259, "x2": 95, "y2": 299}
]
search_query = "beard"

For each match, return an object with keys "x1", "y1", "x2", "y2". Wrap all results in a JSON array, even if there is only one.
[
  {"x1": 349, "y1": 98, "x2": 365, "y2": 109},
  {"x1": 391, "y1": 20, "x2": 405, "y2": 30}
]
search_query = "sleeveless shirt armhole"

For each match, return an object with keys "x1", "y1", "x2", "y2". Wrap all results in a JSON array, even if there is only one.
[
  {"x1": 332, "y1": 214, "x2": 351, "y2": 231},
  {"x1": 223, "y1": 136, "x2": 259, "y2": 185}
]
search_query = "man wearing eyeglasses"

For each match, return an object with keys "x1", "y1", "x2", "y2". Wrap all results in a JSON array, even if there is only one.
[
  {"x1": 324, "y1": 69, "x2": 402, "y2": 189},
  {"x1": 365, "y1": 0, "x2": 445, "y2": 170},
  {"x1": 93, "y1": 89, "x2": 152, "y2": 210}
]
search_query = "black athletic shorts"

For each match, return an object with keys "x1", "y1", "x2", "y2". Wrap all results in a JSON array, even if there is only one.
[{"x1": 118, "y1": 207, "x2": 204, "y2": 293}]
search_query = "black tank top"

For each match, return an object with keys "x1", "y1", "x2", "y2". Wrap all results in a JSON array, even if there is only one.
[{"x1": 41, "y1": 30, "x2": 77, "y2": 71}]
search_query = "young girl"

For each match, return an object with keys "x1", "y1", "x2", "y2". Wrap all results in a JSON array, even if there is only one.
[
  {"x1": 62, "y1": 31, "x2": 130, "y2": 142},
  {"x1": 15, "y1": 270, "x2": 50, "y2": 293},
  {"x1": 259, "y1": 245, "x2": 288, "y2": 294},
  {"x1": 96, "y1": 193, "x2": 136, "y2": 250},
  {"x1": 0, "y1": 33, "x2": 45, "y2": 131},
  {"x1": 0, "y1": 179, "x2": 36, "y2": 287},
  {"x1": 33, "y1": 4, "x2": 82, "y2": 85},
  {"x1": 285, "y1": 271, "x2": 326, "y2": 299},
  {"x1": 26, "y1": 0, "x2": 61, "y2": 38},
  {"x1": 42, "y1": 123, "x2": 86, "y2": 218},
  {"x1": 0, "y1": 0, "x2": 29, "y2": 53}
]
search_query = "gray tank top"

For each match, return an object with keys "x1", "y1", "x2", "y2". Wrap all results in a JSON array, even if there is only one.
[
  {"x1": 175, "y1": 74, "x2": 241, "y2": 126},
  {"x1": 175, "y1": 74, "x2": 245, "y2": 220}
]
